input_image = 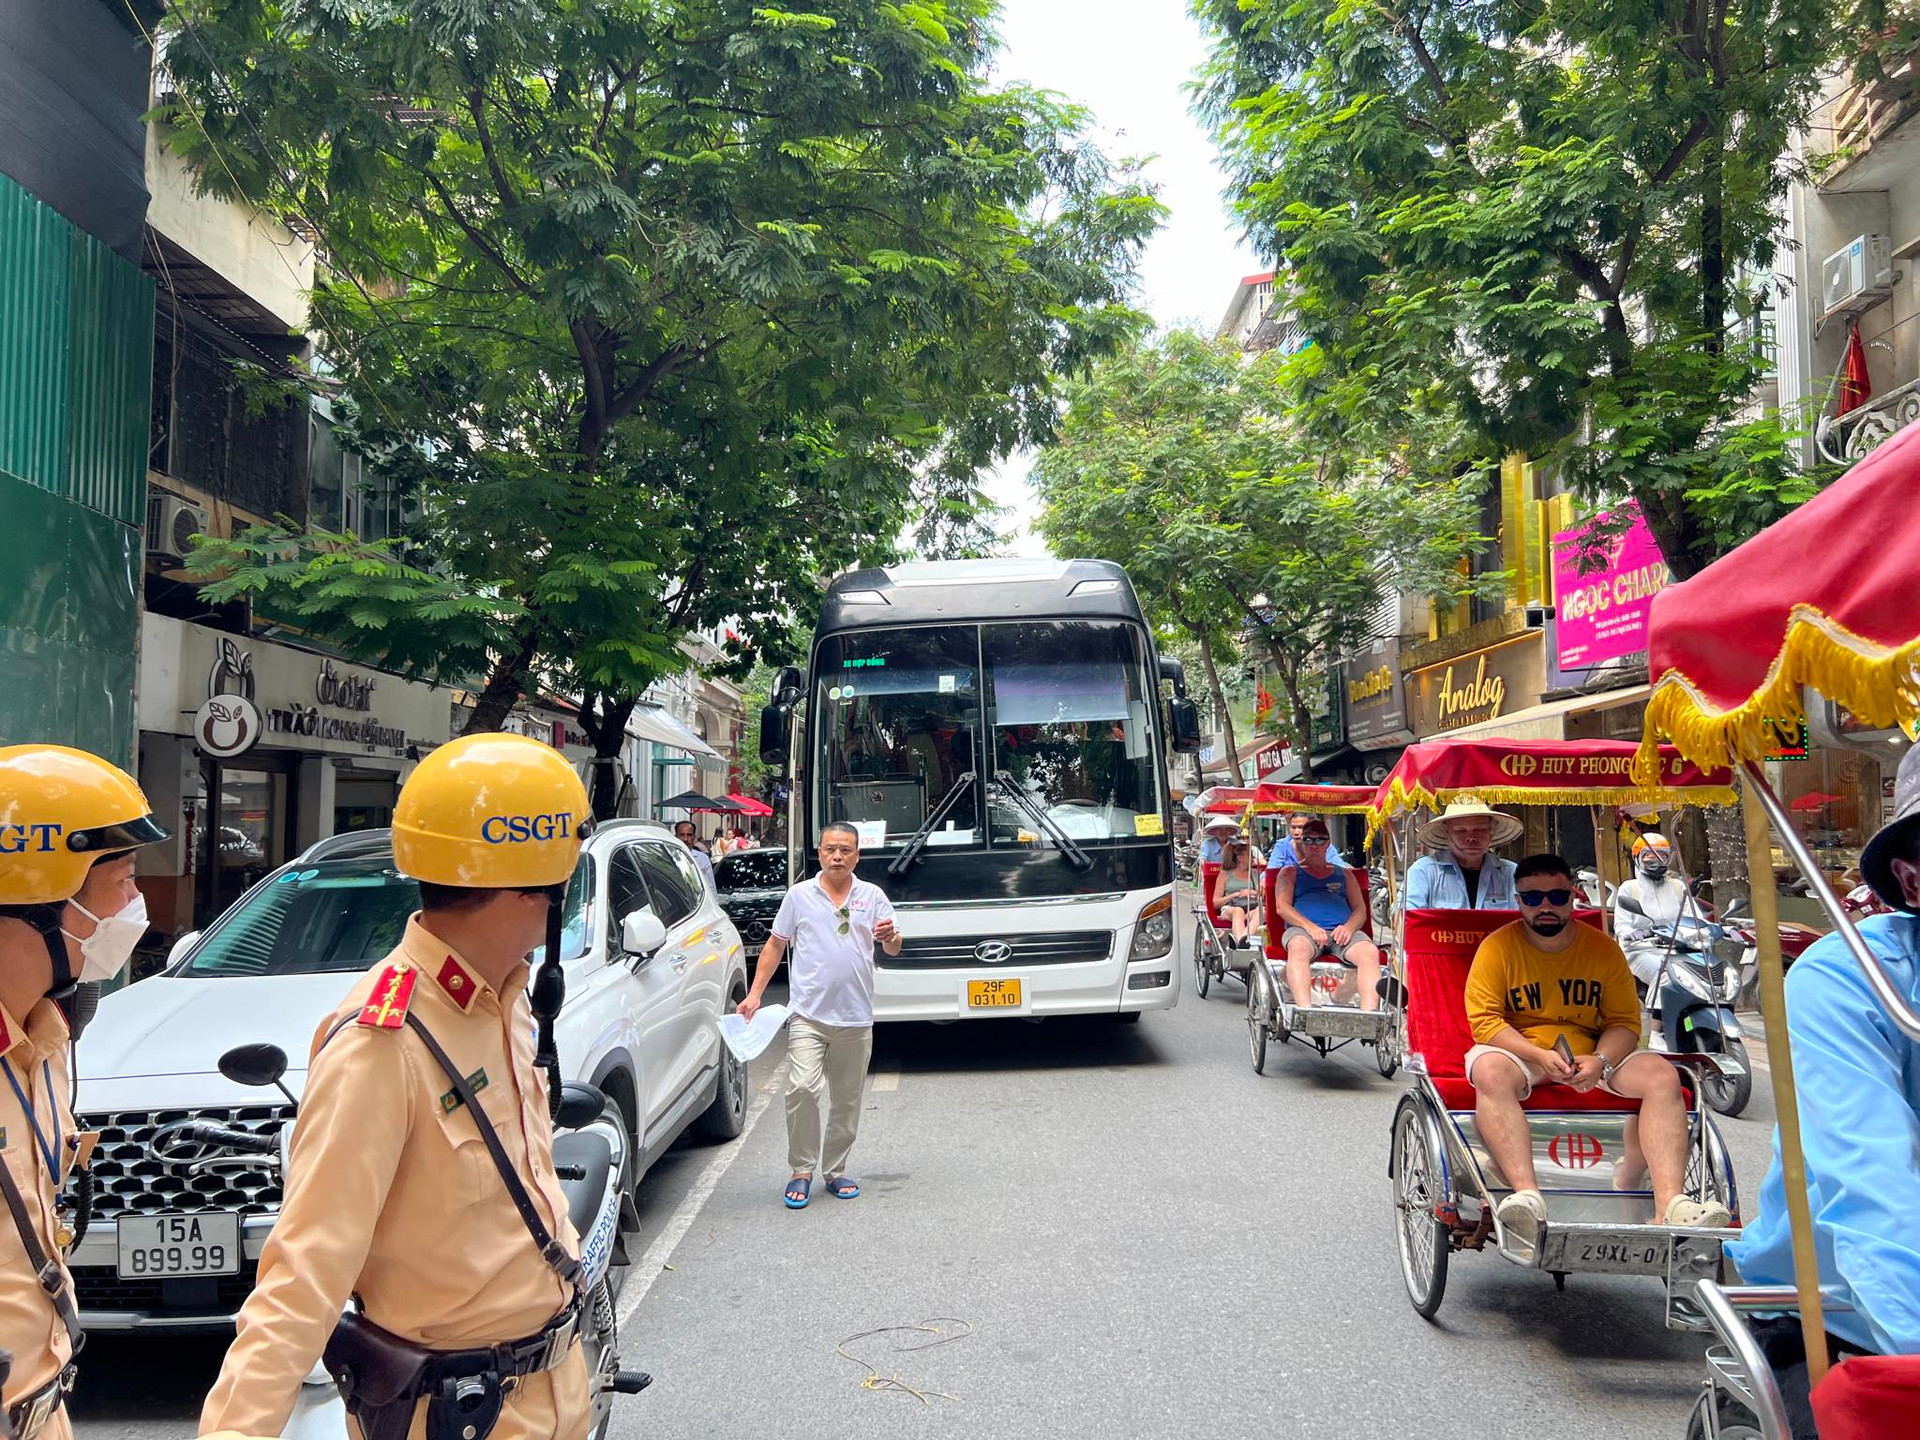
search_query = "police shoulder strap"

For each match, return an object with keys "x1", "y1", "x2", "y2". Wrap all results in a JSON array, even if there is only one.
[{"x1": 0, "y1": 1152, "x2": 83, "y2": 1353}]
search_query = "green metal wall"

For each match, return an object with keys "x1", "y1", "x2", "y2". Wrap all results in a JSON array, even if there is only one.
[{"x1": 0, "y1": 170, "x2": 152, "y2": 764}]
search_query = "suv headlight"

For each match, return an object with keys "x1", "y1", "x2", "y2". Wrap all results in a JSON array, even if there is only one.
[{"x1": 1130, "y1": 893, "x2": 1175, "y2": 961}]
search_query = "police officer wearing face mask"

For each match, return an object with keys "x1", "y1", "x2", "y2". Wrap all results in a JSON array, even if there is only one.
[
  {"x1": 0, "y1": 745, "x2": 167, "y2": 1440},
  {"x1": 201, "y1": 733, "x2": 595, "y2": 1440}
]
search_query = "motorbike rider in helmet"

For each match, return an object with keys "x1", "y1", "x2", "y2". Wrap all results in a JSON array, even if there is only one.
[
  {"x1": 1612, "y1": 833, "x2": 1696, "y2": 985},
  {"x1": 201, "y1": 733, "x2": 595, "y2": 1440},
  {"x1": 0, "y1": 745, "x2": 167, "y2": 1440}
]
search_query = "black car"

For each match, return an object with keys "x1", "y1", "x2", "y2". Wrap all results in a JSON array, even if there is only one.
[{"x1": 713, "y1": 846, "x2": 788, "y2": 947}]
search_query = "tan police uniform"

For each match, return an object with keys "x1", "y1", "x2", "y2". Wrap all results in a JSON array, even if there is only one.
[
  {"x1": 199, "y1": 918, "x2": 587, "y2": 1440},
  {"x1": 0, "y1": 1000, "x2": 75, "y2": 1440}
]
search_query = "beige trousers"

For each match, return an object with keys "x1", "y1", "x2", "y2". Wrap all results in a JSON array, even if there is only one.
[{"x1": 785, "y1": 1016, "x2": 874, "y2": 1177}]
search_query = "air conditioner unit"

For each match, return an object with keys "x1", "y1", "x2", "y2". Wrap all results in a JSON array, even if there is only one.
[
  {"x1": 145, "y1": 493, "x2": 210, "y2": 563},
  {"x1": 1822, "y1": 234, "x2": 1894, "y2": 318}
]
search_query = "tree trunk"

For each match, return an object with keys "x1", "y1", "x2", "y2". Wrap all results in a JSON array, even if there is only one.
[
  {"x1": 577, "y1": 689, "x2": 639, "y2": 821},
  {"x1": 1194, "y1": 629, "x2": 1243, "y2": 784},
  {"x1": 1701, "y1": 125, "x2": 1725, "y2": 362},
  {"x1": 463, "y1": 628, "x2": 540, "y2": 733},
  {"x1": 1263, "y1": 640, "x2": 1316, "y2": 783}
]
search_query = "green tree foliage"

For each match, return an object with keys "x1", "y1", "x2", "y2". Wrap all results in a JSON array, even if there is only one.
[
  {"x1": 1032, "y1": 330, "x2": 1488, "y2": 777},
  {"x1": 1195, "y1": 0, "x2": 1870, "y2": 577},
  {"x1": 162, "y1": 0, "x2": 1157, "y2": 810}
]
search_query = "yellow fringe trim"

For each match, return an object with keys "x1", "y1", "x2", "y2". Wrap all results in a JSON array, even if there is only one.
[
  {"x1": 1364, "y1": 777, "x2": 1741, "y2": 843},
  {"x1": 1635, "y1": 604, "x2": 1920, "y2": 783}
]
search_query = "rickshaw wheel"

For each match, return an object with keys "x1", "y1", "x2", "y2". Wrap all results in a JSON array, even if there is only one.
[
  {"x1": 1246, "y1": 974, "x2": 1268, "y2": 1074},
  {"x1": 1392, "y1": 1099, "x2": 1449, "y2": 1320},
  {"x1": 1686, "y1": 1395, "x2": 1762, "y2": 1440},
  {"x1": 1374, "y1": 1012, "x2": 1402, "y2": 1079},
  {"x1": 1191, "y1": 921, "x2": 1212, "y2": 999},
  {"x1": 1684, "y1": 1114, "x2": 1736, "y2": 1214}
]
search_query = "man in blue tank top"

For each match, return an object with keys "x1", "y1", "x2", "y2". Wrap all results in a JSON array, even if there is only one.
[{"x1": 1271, "y1": 818, "x2": 1383, "y2": 1012}]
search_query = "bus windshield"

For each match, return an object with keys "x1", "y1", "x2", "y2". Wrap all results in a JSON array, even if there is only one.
[{"x1": 812, "y1": 620, "x2": 1167, "y2": 849}]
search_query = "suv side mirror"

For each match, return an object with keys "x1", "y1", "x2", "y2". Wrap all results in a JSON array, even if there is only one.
[
  {"x1": 759, "y1": 701, "x2": 792, "y2": 766},
  {"x1": 166, "y1": 930, "x2": 201, "y2": 968},
  {"x1": 622, "y1": 908, "x2": 668, "y2": 958},
  {"x1": 1167, "y1": 697, "x2": 1203, "y2": 754}
]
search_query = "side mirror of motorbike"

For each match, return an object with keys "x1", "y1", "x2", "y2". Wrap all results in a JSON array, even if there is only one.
[
  {"x1": 1618, "y1": 892, "x2": 1647, "y2": 917},
  {"x1": 219, "y1": 1043, "x2": 289, "y2": 1089},
  {"x1": 555, "y1": 1082, "x2": 606, "y2": 1132},
  {"x1": 622, "y1": 908, "x2": 668, "y2": 959}
]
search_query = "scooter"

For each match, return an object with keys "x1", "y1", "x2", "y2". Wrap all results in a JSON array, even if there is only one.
[
  {"x1": 1618, "y1": 894, "x2": 1752, "y2": 1117},
  {"x1": 155, "y1": 1043, "x2": 649, "y2": 1440}
]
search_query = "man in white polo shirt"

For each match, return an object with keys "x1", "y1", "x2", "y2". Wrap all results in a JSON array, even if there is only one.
[{"x1": 738, "y1": 821, "x2": 901, "y2": 1209}]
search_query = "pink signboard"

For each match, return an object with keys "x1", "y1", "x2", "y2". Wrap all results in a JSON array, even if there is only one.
[{"x1": 1551, "y1": 503, "x2": 1670, "y2": 670}]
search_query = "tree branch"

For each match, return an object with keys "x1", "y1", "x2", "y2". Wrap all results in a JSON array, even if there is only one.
[
  {"x1": 419, "y1": 169, "x2": 535, "y2": 296},
  {"x1": 466, "y1": 87, "x2": 522, "y2": 213}
]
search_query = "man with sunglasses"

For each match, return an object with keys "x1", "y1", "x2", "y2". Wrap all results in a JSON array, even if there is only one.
[
  {"x1": 1271, "y1": 818, "x2": 1381, "y2": 1012},
  {"x1": 738, "y1": 822, "x2": 900, "y2": 1209},
  {"x1": 1463, "y1": 853, "x2": 1730, "y2": 1249}
]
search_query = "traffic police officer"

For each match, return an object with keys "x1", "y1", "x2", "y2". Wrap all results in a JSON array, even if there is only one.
[
  {"x1": 200, "y1": 733, "x2": 593, "y2": 1440},
  {"x1": 0, "y1": 746, "x2": 167, "y2": 1440}
]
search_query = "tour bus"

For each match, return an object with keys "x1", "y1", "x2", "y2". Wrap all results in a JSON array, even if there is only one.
[{"x1": 759, "y1": 558, "x2": 1203, "y2": 1022}]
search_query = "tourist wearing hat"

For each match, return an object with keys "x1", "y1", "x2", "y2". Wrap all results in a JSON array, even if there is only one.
[
  {"x1": 1727, "y1": 742, "x2": 1920, "y2": 1364},
  {"x1": 1200, "y1": 815, "x2": 1240, "y2": 866},
  {"x1": 1403, "y1": 799, "x2": 1522, "y2": 909}
]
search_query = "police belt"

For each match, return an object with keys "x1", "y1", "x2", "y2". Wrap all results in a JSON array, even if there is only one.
[
  {"x1": 6, "y1": 1364, "x2": 75, "y2": 1440},
  {"x1": 326, "y1": 1300, "x2": 580, "y2": 1440}
]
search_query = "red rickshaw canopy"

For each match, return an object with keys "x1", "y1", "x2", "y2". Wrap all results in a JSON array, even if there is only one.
[
  {"x1": 1251, "y1": 781, "x2": 1377, "y2": 815},
  {"x1": 1369, "y1": 738, "x2": 1737, "y2": 837},
  {"x1": 1640, "y1": 422, "x2": 1920, "y2": 774},
  {"x1": 1194, "y1": 786, "x2": 1258, "y2": 815}
]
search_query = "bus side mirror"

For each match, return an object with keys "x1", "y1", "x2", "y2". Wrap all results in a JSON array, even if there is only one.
[
  {"x1": 1159, "y1": 656, "x2": 1189, "y2": 698},
  {"x1": 759, "y1": 702, "x2": 792, "y2": 766},
  {"x1": 773, "y1": 666, "x2": 803, "y2": 705},
  {"x1": 1168, "y1": 697, "x2": 1203, "y2": 754}
]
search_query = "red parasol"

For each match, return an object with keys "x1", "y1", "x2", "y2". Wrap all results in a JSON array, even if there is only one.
[
  {"x1": 1639, "y1": 420, "x2": 1920, "y2": 775},
  {"x1": 1789, "y1": 791, "x2": 1843, "y2": 813},
  {"x1": 723, "y1": 793, "x2": 775, "y2": 816}
]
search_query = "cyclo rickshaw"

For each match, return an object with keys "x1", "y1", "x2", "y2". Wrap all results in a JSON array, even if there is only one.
[
  {"x1": 1634, "y1": 427, "x2": 1920, "y2": 1439},
  {"x1": 1372, "y1": 739, "x2": 1747, "y2": 1327},
  {"x1": 1188, "y1": 785, "x2": 1260, "y2": 997},
  {"x1": 1240, "y1": 781, "x2": 1407, "y2": 1078}
]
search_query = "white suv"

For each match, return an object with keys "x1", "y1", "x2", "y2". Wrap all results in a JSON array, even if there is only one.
[{"x1": 71, "y1": 819, "x2": 748, "y2": 1332}]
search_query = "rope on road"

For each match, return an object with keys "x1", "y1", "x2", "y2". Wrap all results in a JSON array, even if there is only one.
[{"x1": 835, "y1": 1317, "x2": 974, "y2": 1404}]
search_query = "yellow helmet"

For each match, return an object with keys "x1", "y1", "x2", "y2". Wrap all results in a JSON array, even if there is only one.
[
  {"x1": 0, "y1": 745, "x2": 168, "y2": 906},
  {"x1": 393, "y1": 733, "x2": 588, "y2": 888}
]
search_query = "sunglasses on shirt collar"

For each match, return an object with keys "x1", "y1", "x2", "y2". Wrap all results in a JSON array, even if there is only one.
[
  {"x1": 1517, "y1": 888, "x2": 1574, "y2": 907},
  {"x1": 836, "y1": 903, "x2": 851, "y2": 936}
]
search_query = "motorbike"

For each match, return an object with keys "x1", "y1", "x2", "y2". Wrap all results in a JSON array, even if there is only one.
[
  {"x1": 1618, "y1": 894, "x2": 1752, "y2": 1117},
  {"x1": 155, "y1": 1042, "x2": 649, "y2": 1440}
]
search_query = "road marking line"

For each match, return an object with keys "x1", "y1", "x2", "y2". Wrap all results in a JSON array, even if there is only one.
[
  {"x1": 871, "y1": 1070, "x2": 899, "y2": 1093},
  {"x1": 618, "y1": 1078, "x2": 780, "y2": 1324}
]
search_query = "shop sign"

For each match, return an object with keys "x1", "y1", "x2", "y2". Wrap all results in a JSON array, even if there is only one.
[
  {"x1": 1342, "y1": 639, "x2": 1409, "y2": 745},
  {"x1": 1551, "y1": 503, "x2": 1670, "y2": 670},
  {"x1": 1251, "y1": 740, "x2": 1290, "y2": 778},
  {"x1": 143, "y1": 616, "x2": 450, "y2": 760},
  {"x1": 1407, "y1": 635, "x2": 1545, "y2": 737},
  {"x1": 1764, "y1": 718, "x2": 1810, "y2": 762}
]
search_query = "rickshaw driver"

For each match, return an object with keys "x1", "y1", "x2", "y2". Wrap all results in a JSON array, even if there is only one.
[
  {"x1": 1272, "y1": 819, "x2": 1382, "y2": 1010},
  {"x1": 1464, "y1": 854, "x2": 1732, "y2": 1246},
  {"x1": 1271, "y1": 812, "x2": 1348, "y2": 870},
  {"x1": 1728, "y1": 743, "x2": 1920, "y2": 1358},
  {"x1": 1404, "y1": 800, "x2": 1520, "y2": 910}
]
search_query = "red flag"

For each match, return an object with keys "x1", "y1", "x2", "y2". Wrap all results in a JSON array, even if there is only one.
[{"x1": 1839, "y1": 324, "x2": 1873, "y2": 416}]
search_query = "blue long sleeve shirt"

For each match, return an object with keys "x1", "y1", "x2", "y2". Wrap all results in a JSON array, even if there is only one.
[
  {"x1": 1728, "y1": 911, "x2": 1920, "y2": 1355},
  {"x1": 1403, "y1": 853, "x2": 1517, "y2": 910}
]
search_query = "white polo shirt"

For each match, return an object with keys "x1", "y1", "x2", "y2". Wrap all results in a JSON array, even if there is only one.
[{"x1": 771, "y1": 875, "x2": 897, "y2": 1027}]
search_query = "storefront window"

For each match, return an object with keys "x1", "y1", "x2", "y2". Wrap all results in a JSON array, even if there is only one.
[
  {"x1": 1767, "y1": 749, "x2": 1884, "y2": 923},
  {"x1": 195, "y1": 761, "x2": 293, "y2": 926}
]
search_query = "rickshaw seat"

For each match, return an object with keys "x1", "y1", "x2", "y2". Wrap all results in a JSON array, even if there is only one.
[
  {"x1": 1200, "y1": 862, "x2": 1226, "y2": 929},
  {"x1": 1263, "y1": 861, "x2": 1374, "y2": 961},
  {"x1": 1402, "y1": 908, "x2": 1643, "y2": 1114},
  {"x1": 1813, "y1": 1355, "x2": 1920, "y2": 1440}
]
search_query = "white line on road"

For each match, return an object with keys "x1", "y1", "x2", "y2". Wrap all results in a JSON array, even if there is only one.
[
  {"x1": 617, "y1": 1079, "x2": 781, "y2": 1325},
  {"x1": 870, "y1": 1070, "x2": 900, "y2": 1093}
]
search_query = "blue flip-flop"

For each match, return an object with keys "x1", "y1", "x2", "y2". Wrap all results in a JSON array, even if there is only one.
[
  {"x1": 824, "y1": 1175, "x2": 860, "y2": 1200},
  {"x1": 784, "y1": 1176, "x2": 812, "y2": 1209}
]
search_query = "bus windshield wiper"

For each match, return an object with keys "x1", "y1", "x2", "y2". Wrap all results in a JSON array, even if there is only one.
[
  {"x1": 992, "y1": 773, "x2": 1094, "y2": 871},
  {"x1": 887, "y1": 771, "x2": 978, "y2": 877}
]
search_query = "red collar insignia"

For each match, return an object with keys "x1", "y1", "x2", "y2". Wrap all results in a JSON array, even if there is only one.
[{"x1": 435, "y1": 955, "x2": 478, "y2": 1012}]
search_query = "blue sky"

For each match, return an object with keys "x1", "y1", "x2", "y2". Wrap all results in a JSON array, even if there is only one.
[{"x1": 980, "y1": 0, "x2": 1264, "y2": 550}]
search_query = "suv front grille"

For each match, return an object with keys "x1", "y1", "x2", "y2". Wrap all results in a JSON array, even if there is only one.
[
  {"x1": 882, "y1": 930, "x2": 1114, "y2": 969},
  {"x1": 78, "y1": 1105, "x2": 294, "y2": 1222},
  {"x1": 72, "y1": 1261, "x2": 259, "y2": 1316}
]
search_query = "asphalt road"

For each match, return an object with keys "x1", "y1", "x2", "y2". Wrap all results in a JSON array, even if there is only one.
[{"x1": 70, "y1": 901, "x2": 1780, "y2": 1440}]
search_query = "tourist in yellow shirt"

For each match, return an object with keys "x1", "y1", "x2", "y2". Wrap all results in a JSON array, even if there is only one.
[{"x1": 1464, "y1": 853, "x2": 1731, "y2": 1248}]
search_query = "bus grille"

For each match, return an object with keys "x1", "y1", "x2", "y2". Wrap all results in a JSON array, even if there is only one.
[{"x1": 882, "y1": 931, "x2": 1114, "y2": 969}]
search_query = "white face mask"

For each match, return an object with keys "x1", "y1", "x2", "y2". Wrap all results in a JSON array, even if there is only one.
[{"x1": 63, "y1": 893, "x2": 150, "y2": 983}]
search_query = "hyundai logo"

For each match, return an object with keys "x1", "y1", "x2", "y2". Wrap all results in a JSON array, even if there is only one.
[{"x1": 973, "y1": 940, "x2": 1014, "y2": 964}]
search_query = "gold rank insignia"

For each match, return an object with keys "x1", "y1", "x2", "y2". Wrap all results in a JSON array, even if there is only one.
[{"x1": 357, "y1": 961, "x2": 418, "y2": 1029}]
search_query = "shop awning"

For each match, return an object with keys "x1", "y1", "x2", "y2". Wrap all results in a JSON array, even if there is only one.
[
  {"x1": 725, "y1": 793, "x2": 774, "y2": 816},
  {"x1": 1437, "y1": 685, "x2": 1651, "y2": 743},
  {"x1": 626, "y1": 705, "x2": 721, "y2": 760}
]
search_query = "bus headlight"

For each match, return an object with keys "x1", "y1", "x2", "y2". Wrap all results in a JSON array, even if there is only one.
[{"x1": 1130, "y1": 893, "x2": 1175, "y2": 961}]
